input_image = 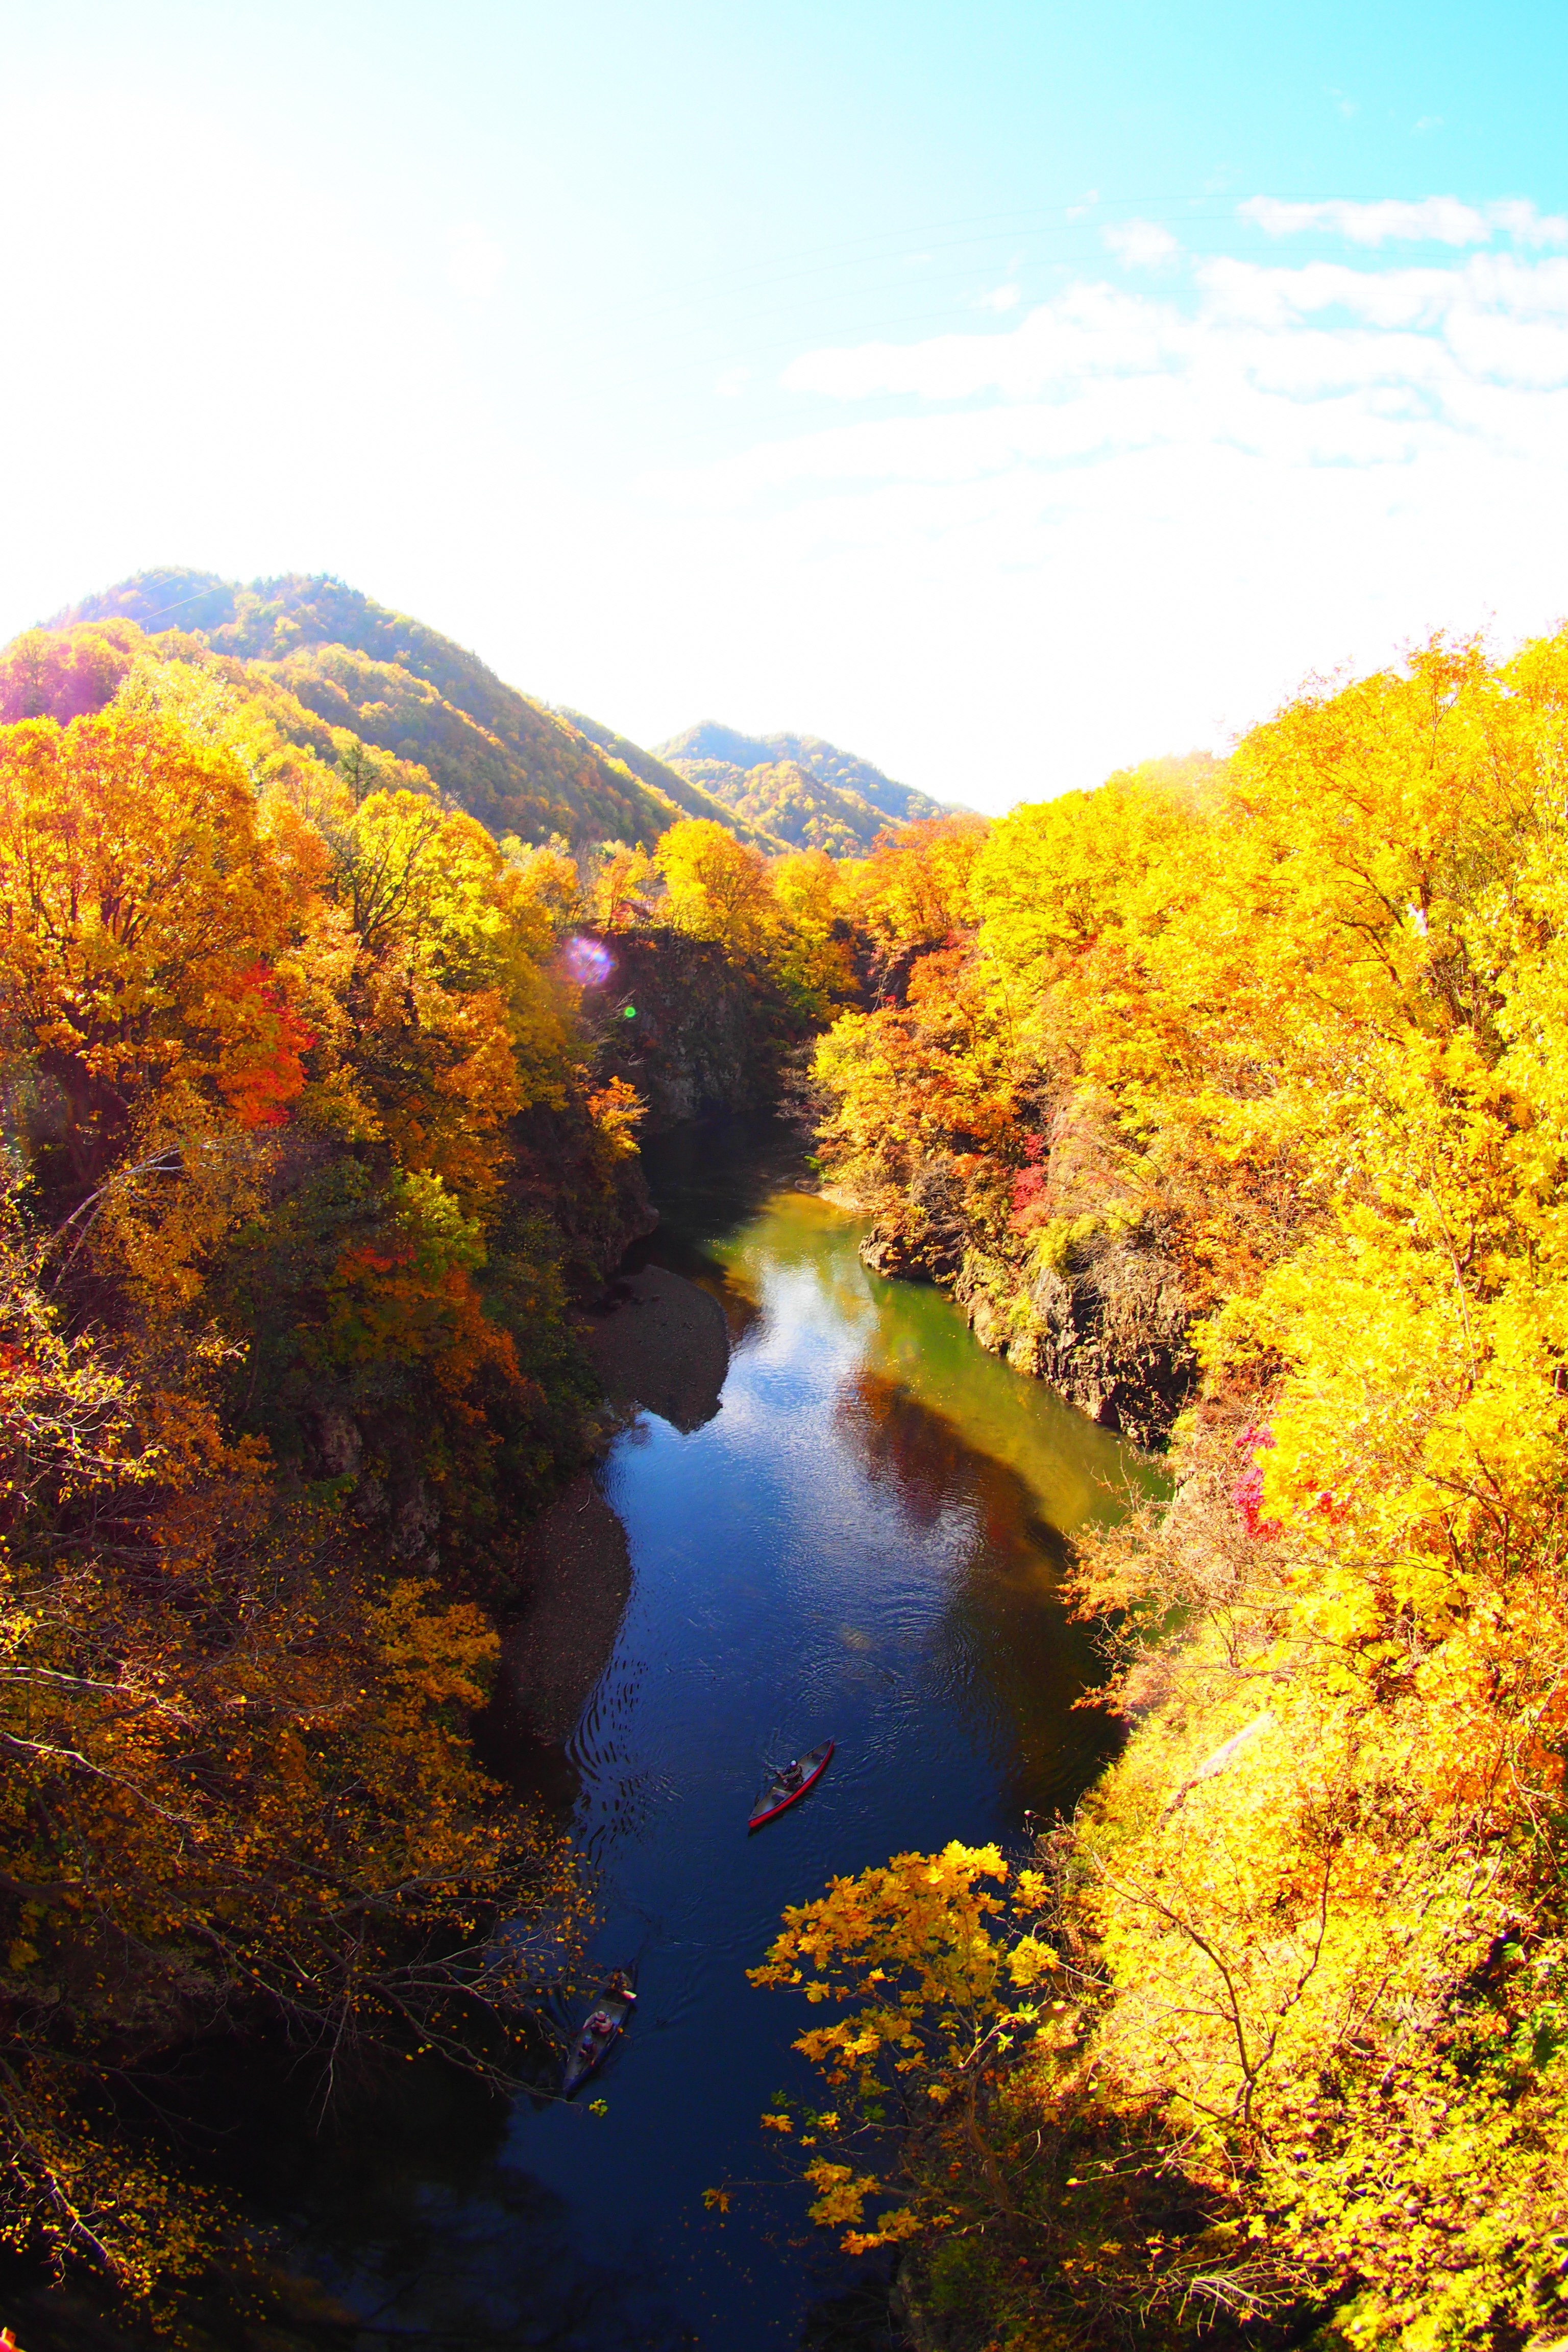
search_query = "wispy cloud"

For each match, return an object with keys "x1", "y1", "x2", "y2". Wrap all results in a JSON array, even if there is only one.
[
  {"x1": 630, "y1": 201, "x2": 1568, "y2": 800},
  {"x1": 1102, "y1": 219, "x2": 1179, "y2": 268},
  {"x1": 742, "y1": 249, "x2": 1568, "y2": 464},
  {"x1": 1241, "y1": 194, "x2": 1568, "y2": 247},
  {"x1": 975, "y1": 282, "x2": 1021, "y2": 312}
]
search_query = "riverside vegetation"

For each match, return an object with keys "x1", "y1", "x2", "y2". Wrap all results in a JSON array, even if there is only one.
[
  {"x1": 755, "y1": 634, "x2": 1568, "y2": 2350},
  {"x1": 0, "y1": 589, "x2": 869, "y2": 2324},
  {"x1": 3, "y1": 575, "x2": 1563, "y2": 2351}
]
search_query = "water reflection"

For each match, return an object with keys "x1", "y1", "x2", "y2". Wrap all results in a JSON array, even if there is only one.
[
  {"x1": 267, "y1": 1116, "x2": 1159, "y2": 2351},
  {"x1": 837, "y1": 1367, "x2": 1120, "y2": 1815}
]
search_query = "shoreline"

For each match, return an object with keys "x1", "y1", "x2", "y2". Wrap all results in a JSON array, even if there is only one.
[{"x1": 489, "y1": 1264, "x2": 730, "y2": 1755}]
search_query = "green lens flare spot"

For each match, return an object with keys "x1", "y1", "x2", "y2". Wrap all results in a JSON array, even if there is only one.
[{"x1": 623, "y1": 1005, "x2": 637, "y2": 1019}]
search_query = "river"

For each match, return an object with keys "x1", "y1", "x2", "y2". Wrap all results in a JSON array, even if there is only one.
[{"x1": 281, "y1": 1118, "x2": 1160, "y2": 2350}]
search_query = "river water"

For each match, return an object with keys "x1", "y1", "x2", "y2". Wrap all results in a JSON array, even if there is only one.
[{"x1": 285, "y1": 1120, "x2": 1159, "y2": 2350}]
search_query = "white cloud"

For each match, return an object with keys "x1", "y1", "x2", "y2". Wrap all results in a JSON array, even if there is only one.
[
  {"x1": 617, "y1": 220, "x2": 1568, "y2": 803},
  {"x1": 746, "y1": 251, "x2": 1568, "y2": 480},
  {"x1": 780, "y1": 286, "x2": 1182, "y2": 403},
  {"x1": 1102, "y1": 219, "x2": 1180, "y2": 269},
  {"x1": 1487, "y1": 199, "x2": 1568, "y2": 247},
  {"x1": 976, "y1": 282, "x2": 1022, "y2": 312},
  {"x1": 1241, "y1": 194, "x2": 1568, "y2": 248}
]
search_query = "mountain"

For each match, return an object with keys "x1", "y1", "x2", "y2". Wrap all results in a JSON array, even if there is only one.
[
  {"x1": 34, "y1": 574, "x2": 944, "y2": 861},
  {"x1": 683, "y1": 758, "x2": 885, "y2": 858},
  {"x1": 652, "y1": 721, "x2": 956, "y2": 855},
  {"x1": 554, "y1": 707, "x2": 787, "y2": 853},
  {"x1": 52, "y1": 570, "x2": 695, "y2": 848}
]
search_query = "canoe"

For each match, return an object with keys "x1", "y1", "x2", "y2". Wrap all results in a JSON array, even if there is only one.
[
  {"x1": 749, "y1": 1739, "x2": 834, "y2": 1831},
  {"x1": 562, "y1": 1983, "x2": 636, "y2": 2097}
]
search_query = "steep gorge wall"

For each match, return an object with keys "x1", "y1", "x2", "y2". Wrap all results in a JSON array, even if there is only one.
[
  {"x1": 855, "y1": 1149, "x2": 1195, "y2": 1452},
  {"x1": 953, "y1": 1222, "x2": 1194, "y2": 1450},
  {"x1": 581, "y1": 927, "x2": 799, "y2": 1132},
  {"x1": 581, "y1": 927, "x2": 1195, "y2": 1448}
]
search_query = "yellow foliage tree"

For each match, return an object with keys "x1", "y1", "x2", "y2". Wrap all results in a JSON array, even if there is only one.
[
  {"x1": 654, "y1": 817, "x2": 777, "y2": 962},
  {"x1": 796, "y1": 637, "x2": 1568, "y2": 2348},
  {"x1": 748, "y1": 1843, "x2": 1065, "y2": 2253}
]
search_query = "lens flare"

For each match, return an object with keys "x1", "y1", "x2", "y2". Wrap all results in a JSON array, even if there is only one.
[{"x1": 561, "y1": 934, "x2": 615, "y2": 988}]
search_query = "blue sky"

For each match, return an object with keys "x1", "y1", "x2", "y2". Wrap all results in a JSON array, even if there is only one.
[{"x1": 5, "y1": 0, "x2": 1568, "y2": 805}]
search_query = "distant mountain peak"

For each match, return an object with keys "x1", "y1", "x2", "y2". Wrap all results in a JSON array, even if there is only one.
[
  {"x1": 30, "y1": 575, "x2": 955, "y2": 861},
  {"x1": 42, "y1": 571, "x2": 770, "y2": 852},
  {"x1": 652, "y1": 722, "x2": 960, "y2": 856}
]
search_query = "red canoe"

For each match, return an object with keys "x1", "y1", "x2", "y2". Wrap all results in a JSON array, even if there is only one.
[{"x1": 749, "y1": 1739, "x2": 834, "y2": 1831}]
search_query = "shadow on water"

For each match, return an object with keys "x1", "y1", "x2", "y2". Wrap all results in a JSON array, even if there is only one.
[
  {"x1": 633, "y1": 1115, "x2": 814, "y2": 1262},
  {"x1": 268, "y1": 2079, "x2": 702, "y2": 2350},
  {"x1": 20, "y1": 1112, "x2": 1159, "y2": 2352},
  {"x1": 622, "y1": 1113, "x2": 814, "y2": 1343},
  {"x1": 840, "y1": 1368, "x2": 1125, "y2": 1817}
]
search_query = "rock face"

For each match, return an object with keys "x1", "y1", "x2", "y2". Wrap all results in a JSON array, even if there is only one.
[
  {"x1": 581, "y1": 930, "x2": 793, "y2": 1132},
  {"x1": 955, "y1": 1223, "x2": 1195, "y2": 1453},
  {"x1": 856, "y1": 1179, "x2": 1194, "y2": 1452}
]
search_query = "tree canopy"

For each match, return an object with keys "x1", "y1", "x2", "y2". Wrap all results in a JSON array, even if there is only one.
[{"x1": 774, "y1": 636, "x2": 1568, "y2": 2350}]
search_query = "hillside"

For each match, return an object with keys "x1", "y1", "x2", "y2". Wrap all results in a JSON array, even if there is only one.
[
  {"x1": 555, "y1": 705, "x2": 787, "y2": 852},
  {"x1": 684, "y1": 756, "x2": 889, "y2": 856},
  {"x1": 53, "y1": 569, "x2": 696, "y2": 848},
  {"x1": 654, "y1": 719, "x2": 954, "y2": 853},
  {"x1": 32, "y1": 578, "x2": 943, "y2": 861}
]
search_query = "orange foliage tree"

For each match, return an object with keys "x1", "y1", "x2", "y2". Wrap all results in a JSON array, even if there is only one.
[{"x1": 0, "y1": 665, "x2": 638, "y2": 2306}]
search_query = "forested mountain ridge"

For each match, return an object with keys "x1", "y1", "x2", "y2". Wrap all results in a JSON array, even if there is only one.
[
  {"x1": 554, "y1": 704, "x2": 788, "y2": 852},
  {"x1": 654, "y1": 719, "x2": 959, "y2": 854},
  {"x1": 44, "y1": 575, "x2": 949, "y2": 861},
  {"x1": 656, "y1": 719, "x2": 953, "y2": 827},
  {"x1": 53, "y1": 569, "x2": 699, "y2": 847},
  {"x1": 680, "y1": 755, "x2": 896, "y2": 857}
]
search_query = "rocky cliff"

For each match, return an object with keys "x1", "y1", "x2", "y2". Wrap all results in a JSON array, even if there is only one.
[
  {"x1": 580, "y1": 928, "x2": 799, "y2": 1132},
  {"x1": 854, "y1": 1149, "x2": 1194, "y2": 1452}
]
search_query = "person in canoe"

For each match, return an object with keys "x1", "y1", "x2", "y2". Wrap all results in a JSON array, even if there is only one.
[
  {"x1": 750, "y1": 1740, "x2": 834, "y2": 1828},
  {"x1": 564, "y1": 1973, "x2": 637, "y2": 2094}
]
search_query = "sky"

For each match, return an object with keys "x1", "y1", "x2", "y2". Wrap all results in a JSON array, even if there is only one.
[{"x1": 5, "y1": 0, "x2": 1568, "y2": 808}]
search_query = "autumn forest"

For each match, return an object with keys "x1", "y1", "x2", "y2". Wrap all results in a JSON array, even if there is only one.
[{"x1": 2, "y1": 576, "x2": 1566, "y2": 2349}]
